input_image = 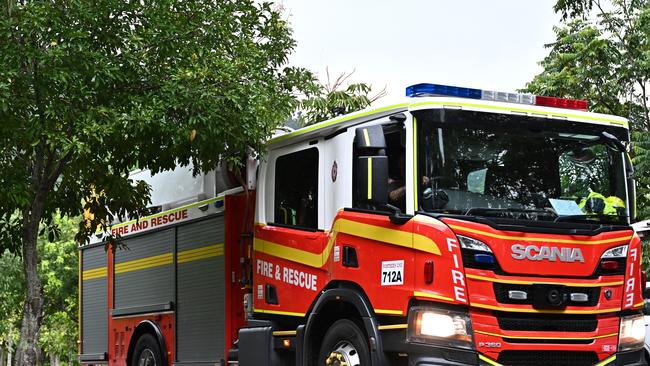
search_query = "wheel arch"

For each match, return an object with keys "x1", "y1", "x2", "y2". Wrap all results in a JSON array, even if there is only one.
[
  {"x1": 126, "y1": 320, "x2": 169, "y2": 366},
  {"x1": 303, "y1": 281, "x2": 386, "y2": 365}
]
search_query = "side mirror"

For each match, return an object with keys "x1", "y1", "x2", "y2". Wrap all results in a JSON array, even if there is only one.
[
  {"x1": 644, "y1": 300, "x2": 650, "y2": 316},
  {"x1": 356, "y1": 156, "x2": 389, "y2": 207},
  {"x1": 643, "y1": 286, "x2": 650, "y2": 300}
]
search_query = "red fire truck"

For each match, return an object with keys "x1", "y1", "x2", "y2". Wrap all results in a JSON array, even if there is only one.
[{"x1": 79, "y1": 83, "x2": 646, "y2": 366}]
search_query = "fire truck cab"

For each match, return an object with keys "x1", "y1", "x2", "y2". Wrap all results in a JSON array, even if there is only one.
[{"x1": 79, "y1": 83, "x2": 646, "y2": 366}]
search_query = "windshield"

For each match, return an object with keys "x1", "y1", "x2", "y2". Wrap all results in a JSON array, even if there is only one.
[{"x1": 415, "y1": 109, "x2": 630, "y2": 224}]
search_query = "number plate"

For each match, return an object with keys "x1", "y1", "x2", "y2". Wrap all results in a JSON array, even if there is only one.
[{"x1": 381, "y1": 260, "x2": 404, "y2": 286}]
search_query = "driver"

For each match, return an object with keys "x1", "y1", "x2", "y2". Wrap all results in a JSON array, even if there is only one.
[
  {"x1": 388, "y1": 154, "x2": 407, "y2": 211},
  {"x1": 388, "y1": 154, "x2": 430, "y2": 212}
]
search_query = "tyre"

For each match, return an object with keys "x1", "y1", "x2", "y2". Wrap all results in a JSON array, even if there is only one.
[
  {"x1": 131, "y1": 333, "x2": 163, "y2": 366},
  {"x1": 318, "y1": 319, "x2": 370, "y2": 366}
]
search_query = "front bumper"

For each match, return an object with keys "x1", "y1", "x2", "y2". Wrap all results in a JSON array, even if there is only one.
[{"x1": 381, "y1": 328, "x2": 646, "y2": 365}]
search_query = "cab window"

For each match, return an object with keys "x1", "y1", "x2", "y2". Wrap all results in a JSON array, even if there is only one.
[{"x1": 273, "y1": 148, "x2": 319, "y2": 229}]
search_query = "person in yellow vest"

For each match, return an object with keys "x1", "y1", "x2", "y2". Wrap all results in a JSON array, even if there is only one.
[{"x1": 578, "y1": 191, "x2": 626, "y2": 216}]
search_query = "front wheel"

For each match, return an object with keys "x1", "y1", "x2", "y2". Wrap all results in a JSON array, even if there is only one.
[
  {"x1": 318, "y1": 319, "x2": 370, "y2": 366},
  {"x1": 131, "y1": 333, "x2": 163, "y2": 366}
]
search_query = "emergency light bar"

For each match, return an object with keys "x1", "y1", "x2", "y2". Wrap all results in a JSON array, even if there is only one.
[{"x1": 405, "y1": 83, "x2": 588, "y2": 111}]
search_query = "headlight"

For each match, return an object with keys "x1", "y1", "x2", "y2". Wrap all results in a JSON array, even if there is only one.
[
  {"x1": 618, "y1": 313, "x2": 645, "y2": 352},
  {"x1": 457, "y1": 235, "x2": 492, "y2": 253},
  {"x1": 408, "y1": 306, "x2": 474, "y2": 349},
  {"x1": 601, "y1": 245, "x2": 628, "y2": 258},
  {"x1": 597, "y1": 245, "x2": 628, "y2": 274}
]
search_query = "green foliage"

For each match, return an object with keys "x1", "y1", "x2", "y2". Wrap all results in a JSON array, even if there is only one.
[
  {"x1": 0, "y1": 0, "x2": 314, "y2": 246},
  {"x1": 38, "y1": 216, "x2": 79, "y2": 365},
  {"x1": 0, "y1": 250, "x2": 23, "y2": 353},
  {"x1": 298, "y1": 69, "x2": 385, "y2": 126},
  {"x1": 0, "y1": 216, "x2": 79, "y2": 365}
]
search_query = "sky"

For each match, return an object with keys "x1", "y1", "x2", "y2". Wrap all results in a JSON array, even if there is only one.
[{"x1": 279, "y1": 0, "x2": 561, "y2": 103}]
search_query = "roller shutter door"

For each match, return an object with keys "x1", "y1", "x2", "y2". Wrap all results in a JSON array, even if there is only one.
[
  {"x1": 81, "y1": 245, "x2": 108, "y2": 356},
  {"x1": 176, "y1": 216, "x2": 225, "y2": 361}
]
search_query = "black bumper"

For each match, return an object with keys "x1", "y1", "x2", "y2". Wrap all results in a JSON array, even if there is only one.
[{"x1": 381, "y1": 329, "x2": 646, "y2": 365}]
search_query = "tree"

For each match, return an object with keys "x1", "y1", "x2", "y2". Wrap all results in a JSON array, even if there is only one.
[
  {"x1": 0, "y1": 1, "x2": 313, "y2": 364},
  {"x1": 524, "y1": 0, "x2": 650, "y2": 267},
  {"x1": 299, "y1": 69, "x2": 386, "y2": 126}
]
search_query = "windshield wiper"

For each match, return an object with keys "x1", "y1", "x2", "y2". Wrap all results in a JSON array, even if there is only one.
[
  {"x1": 465, "y1": 207, "x2": 557, "y2": 219},
  {"x1": 554, "y1": 213, "x2": 628, "y2": 224}
]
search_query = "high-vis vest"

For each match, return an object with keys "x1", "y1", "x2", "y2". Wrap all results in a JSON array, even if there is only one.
[{"x1": 579, "y1": 191, "x2": 626, "y2": 215}]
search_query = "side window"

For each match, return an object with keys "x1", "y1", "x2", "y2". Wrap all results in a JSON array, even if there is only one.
[
  {"x1": 352, "y1": 123, "x2": 405, "y2": 211},
  {"x1": 274, "y1": 148, "x2": 319, "y2": 229}
]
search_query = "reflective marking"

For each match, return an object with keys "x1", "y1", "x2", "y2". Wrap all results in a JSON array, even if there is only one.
[
  {"x1": 475, "y1": 329, "x2": 618, "y2": 340},
  {"x1": 112, "y1": 244, "x2": 224, "y2": 275},
  {"x1": 115, "y1": 253, "x2": 173, "y2": 274},
  {"x1": 268, "y1": 103, "x2": 410, "y2": 144},
  {"x1": 377, "y1": 324, "x2": 408, "y2": 331},
  {"x1": 448, "y1": 224, "x2": 632, "y2": 245},
  {"x1": 363, "y1": 128, "x2": 371, "y2": 146},
  {"x1": 108, "y1": 196, "x2": 224, "y2": 230},
  {"x1": 272, "y1": 330, "x2": 297, "y2": 336},
  {"x1": 466, "y1": 273, "x2": 624, "y2": 288},
  {"x1": 177, "y1": 244, "x2": 223, "y2": 264},
  {"x1": 478, "y1": 354, "x2": 503, "y2": 366},
  {"x1": 413, "y1": 291, "x2": 454, "y2": 302},
  {"x1": 595, "y1": 355, "x2": 617, "y2": 366},
  {"x1": 254, "y1": 308, "x2": 305, "y2": 317},
  {"x1": 413, "y1": 117, "x2": 418, "y2": 211},
  {"x1": 367, "y1": 157, "x2": 372, "y2": 200},
  {"x1": 375, "y1": 308, "x2": 404, "y2": 315},
  {"x1": 82, "y1": 267, "x2": 108, "y2": 280},
  {"x1": 254, "y1": 218, "x2": 440, "y2": 268}
]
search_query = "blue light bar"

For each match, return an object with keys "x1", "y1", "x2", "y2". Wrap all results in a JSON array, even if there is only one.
[{"x1": 406, "y1": 83, "x2": 482, "y2": 99}]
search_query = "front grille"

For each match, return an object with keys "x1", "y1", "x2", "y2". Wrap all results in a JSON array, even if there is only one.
[
  {"x1": 496, "y1": 312, "x2": 597, "y2": 332},
  {"x1": 496, "y1": 351, "x2": 598, "y2": 366},
  {"x1": 494, "y1": 283, "x2": 600, "y2": 307},
  {"x1": 504, "y1": 338, "x2": 593, "y2": 344}
]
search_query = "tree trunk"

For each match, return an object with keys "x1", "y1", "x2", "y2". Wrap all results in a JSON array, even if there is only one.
[
  {"x1": 48, "y1": 353, "x2": 59, "y2": 366},
  {"x1": 0, "y1": 346, "x2": 5, "y2": 366},
  {"x1": 15, "y1": 209, "x2": 44, "y2": 366}
]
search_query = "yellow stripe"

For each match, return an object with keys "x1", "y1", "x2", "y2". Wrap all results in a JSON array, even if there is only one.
[
  {"x1": 475, "y1": 330, "x2": 618, "y2": 340},
  {"x1": 466, "y1": 273, "x2": 624, "y2": 288},
  {"x1": 595, "y1": 355, "x2": 617, "y2": 366},
  {"x1": 268, "y1": 103, "x2": 410, "y2": 144},
  {"x1": 115, "y1": 253, "x2": 173, "y2": 274},
  {"x1": 378, "y1": 324, "x2": 408, "y2": 330},
  {"x1": 82, "y1": 267, "x2": 108, "y2": 280},
  {"x1": 254, "y1": 218, "x2": 441, "y2": 268},
  {"x1": 449, "y1": 224, "x2": 632, "y2": 245},
  {"x1": 414, "y1": 291, "x2": 454, "y2": 302},
  {"x1": 375, "y1": 308, "x2": 404, "y2": 315},
  {"x1": 272, "y1": 330, "x2": 297, "y2": 336},
  {"x1": 254, "y1": 236, "x2": 332, "y2": 268},
  {"x1": 413, "y1": 117, "x2": 418, "y2": 211},
  {"x1": 408, "y1": 100, "x2": 629, "y2": 127},
  {"x1": 177, "y1": 244, "x2": 224, "y2": 264},
  {"x1": 634, "y1": 301, "x2": 645, "y2": 308},
  {"x1": 334, "y1": 219, "x2": 441, "y2": 255},
  {"x1": 479, "y1": 355, "x2": 503, "y2": 366},
  {"x1": 471, "y1": 302, "x2": 620, "y2": 314},
  {"x1": 363, "y1": 128, "x2": 371, "y2": 146},
  {"x1": 254, "y1": 308, "x2": 306, "y2": 317},
  {"x1": 367, "y1": 157, "x2": 372, "y2": 200}
]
